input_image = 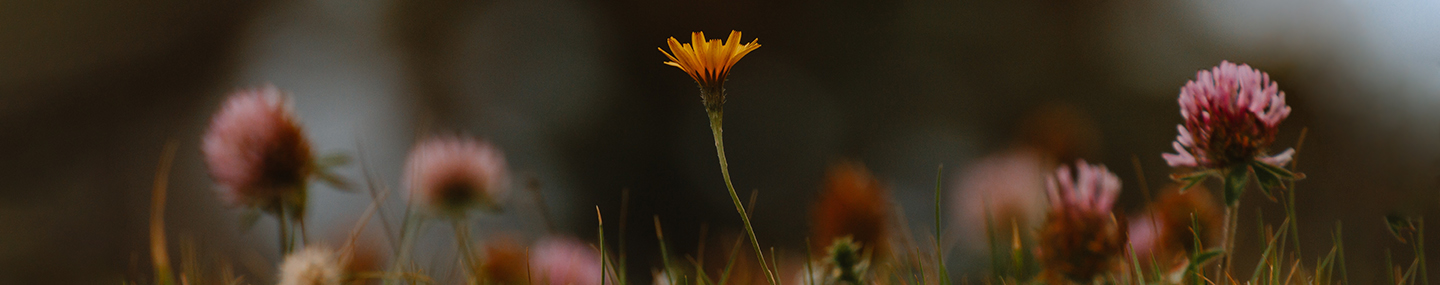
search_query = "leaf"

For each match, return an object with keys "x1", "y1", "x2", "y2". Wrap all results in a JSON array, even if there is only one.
[
  {"x1": 1315, "y1": 244, "x2": 1339, "y2": 285},
  {"x1": 1251, "y1": 163, "x2": 1283, "y2": 201},
  {"x1": 1192, "y1": 247, "x2": 1225, "y2": 266},
  {"x1": 1223, "y1": 164, "x2": 1251, "y2": 206},
  {"x1": 315, "y1": 152, "x2": 352, "y2": 169},
  {"x1": 1170, "y1": 170, "x2": 1214, "y2": 193},
  {"x1": 1386, "y1": 214, "x2": 1417, "y2": 243},
  {"x1": 1251, "y1": 159, "x2": 1299, "y2": 180},
  {"x1": 315, "y1": 171, "x2": 356, "y2": 192},
  {"x1": 1182, "y1": 248, "x2": 1225, "y2": 285}
]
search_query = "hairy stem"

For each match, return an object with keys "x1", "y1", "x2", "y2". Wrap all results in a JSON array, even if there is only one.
[
  {"x1": 1219, "y1": 202, "x2": 1239, "y2": 284},
  {"x1": 706, "y1": 109, "x2": 778, "y2": 285}
]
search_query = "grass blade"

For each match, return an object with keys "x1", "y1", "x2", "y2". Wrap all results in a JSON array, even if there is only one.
[{"x1": 934, "y1": 164, "x2": 951, "y2": 285}]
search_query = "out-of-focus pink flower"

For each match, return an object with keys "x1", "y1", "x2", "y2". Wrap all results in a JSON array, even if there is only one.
[
  {"x1": 403, "y1": 136, "x2": 510, "y2": 216},
  {"x1": 1037, "y1": 160, "x2": 1126, "y2": 283},
  {"x1": 1126, "y1": 214, "x2": 1161, "y2": 259},
  {"x1": 950, "y1": 148, "x2": 1051, "y2": 253},
  {"x1": 1126, "y1": 186, "x2": 1222, "y2": 270},
  {"x1": 529, "y1": 237, "x2": 606, "y2": 285},
  {"x1": 202, "y1": 85, "x2": 314, "y2": 208},
  {"x1": 1163, "y1": 61, "x2": 1293, "y2": 169}
]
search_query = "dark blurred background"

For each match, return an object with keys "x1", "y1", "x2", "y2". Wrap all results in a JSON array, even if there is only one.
[{"x1": 3, "y1": 0, "x2": 1440, "y2": 283}]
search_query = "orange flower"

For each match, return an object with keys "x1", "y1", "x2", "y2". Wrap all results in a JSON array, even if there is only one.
[{"x1": 659, "y1": 31, "x2": 761, "y2": 109}]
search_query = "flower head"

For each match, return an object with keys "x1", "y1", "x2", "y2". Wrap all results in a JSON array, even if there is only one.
[
  {"x1": 529, "y1": 237, "x2": 606, "y2": 285},
  {"x1": 811, "y1": 162, "x2": 892, "y2": 258},
  {"x1": 403, "y1": 136, "x2": 510, "y2": 217},
  {"x1": 278, "y1": 246, "x2": 345, "y2": 285},
  {"x1": 1037, "y1": 160, "x2": 1127, "y2": 283},
  {"x1": 1163, "y1": 61, "x2": 1293, "y2": 169},
  {"x1": 202, "y1": 85, "x2": 314, "y2": 209},
  {"x1": 659, "y1": 30, "x2": 761, "y2": 110},
  {"x1": 1044, "y1": 160, "x2": 1121, "y2": 214}
]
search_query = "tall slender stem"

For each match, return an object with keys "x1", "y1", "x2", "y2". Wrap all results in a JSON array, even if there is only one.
[
  {"x1": 706, "y1": 110, "x2": 778, "y2": 285},
  {"x1": 384, "y1": 210, "x2": 423, "y2": 285},
  {"x1": 453, "y1": 219, "x2": 479, "y2": 281},
  {"x1": 1218, "y1": 202, "x2": 1239, "y2": 284},
  {"x1": 278, "y1": 207, "x2": 292, "y2": 256}
]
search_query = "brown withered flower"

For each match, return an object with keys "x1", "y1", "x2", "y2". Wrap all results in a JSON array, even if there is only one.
[
  {"x1": 478, "y1": 236, "x2": 530, "y2": 284},
  {"x1": 811, "y1": 162, "x2": 893, "y2": 258},
  {"x1": 1036, "y1": 160, "x2": 1127, "y2": 283}
]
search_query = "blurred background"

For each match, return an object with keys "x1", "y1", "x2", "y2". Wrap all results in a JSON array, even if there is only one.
[{"x1": 2, "y1": 0, "x2": 1440, "y2": 283}]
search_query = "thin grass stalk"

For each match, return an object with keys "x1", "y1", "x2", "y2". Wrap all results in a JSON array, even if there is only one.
[
  {"x1": 150, "y1": 142, "x2": 178, "y2": 285},
  {"x1": 656, "y1": 216, "x2": 678, "y2": 285},
  {"x1": 529, "y1": 177, "x2": 557, "y2": 234},
  {"x1": 697, "y1": 223, "x2": 709, "y2": 271},
  {"x1": 983, "y1": 200, "x2": 1000, "y2": 279},
  {"x1": 1128, "y1": 243, "x2": 1144, "y2": 284},
  {"x1": 769, "y1": 247, "x2": 781, "y2": 285},
  {"x1": 805, "y1": 238, "x2": 815, "y2": 285},
  {"x1": 1009, "y1": 219, "x2": 1022, "y2": 277},
  {"x1": 1418, "y1": 218, "x2": 1428, "y2": 285},
  {"x1": 300, "y1": 216, "x2": 309, "y2": 246},
  {"x1": 527, "y1": 247, "x2": 535, "y2": 285},
  {"x1": 1248, "y1": 219, "x2": 1290, "y2": 284},
  {"x1": 385, "y1": 209, "x2": 424, "y2": 285},
  {"x1": 1404, "y1": 258, "x2": 1422, "y2": 285},
  {"x1": 687, "y1": 256, "x2": 714, "y2": 285},
  {"x1": 598, "y1": 207, "x2": 608, "y2": 285},
  {"x1": 1189, "y1": 213, "x2": 1205, "y2": 285},
  {"x1": 452, "y1": 219, "x2": 479, "y2": 281},
  {"x1": 718, "y1": 237, "x2": 745, "y2": 285},
  {"x1": 705, "y1": 110, "x2": 778, "y2": 285},
  {"x1": 934, "y1": 164, "x2": 951, "y2": 285},
  {"x1": 357, "y1": 141, "x2": 401, "y2": 252},
  {"x1": 1388, "y1": 249, "x2": 1397, "y2": 285},
  {"x1": 1336, "y1": 221, "x2": 1349, "y2": 284},
  {"x1": 619, "y1": 188, "x2": 630, "y2": 285},
  {"x1": 1286, "y1": 127, "x2": 1309, "y2": 263}
]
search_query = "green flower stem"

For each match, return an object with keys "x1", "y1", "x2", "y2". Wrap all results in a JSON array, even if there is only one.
[{"x1": 706, "y1": 109, "x2": 779, "y2": 285}]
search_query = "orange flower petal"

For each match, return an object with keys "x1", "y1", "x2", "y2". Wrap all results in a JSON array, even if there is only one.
[{"x1": 658, "y1": 30, "x2": 760, "y2": 89}]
